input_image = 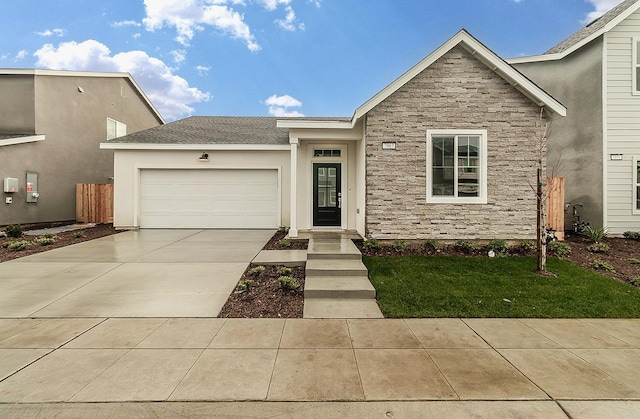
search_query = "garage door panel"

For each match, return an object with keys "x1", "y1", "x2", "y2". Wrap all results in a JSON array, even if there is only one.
[{"x1": 140, "y1": 169, "x2": 279, "y2": 229}]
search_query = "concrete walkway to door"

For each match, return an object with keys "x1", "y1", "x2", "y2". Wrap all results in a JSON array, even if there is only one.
[{"x1": 0, "y1": 229, "x2": 274, "y2": 317}]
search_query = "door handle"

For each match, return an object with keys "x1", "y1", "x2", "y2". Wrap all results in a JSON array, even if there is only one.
[{"x1": 337, "y1": 192, "x2": 342, "y2": 209}]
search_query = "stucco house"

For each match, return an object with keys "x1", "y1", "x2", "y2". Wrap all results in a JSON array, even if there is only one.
[
  {"x1": 0, "y1": 69, "x2": 164, "y2": 227},
  {"x1": 102, "y1": 30, "x2": 565, "y2": 239},
  {"x1": 510, "y1": 0, "x2": 640, "y2": 235}
]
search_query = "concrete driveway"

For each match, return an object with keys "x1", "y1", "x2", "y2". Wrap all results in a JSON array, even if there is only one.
[{"x1": 0, "y1": 229, "x2": 274, "y2": 317}]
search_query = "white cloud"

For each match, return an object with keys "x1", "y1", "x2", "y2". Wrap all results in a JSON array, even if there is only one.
[
  {"x1": 143, "y1": 0, "x2": 260, "y2": 51},
  {"x1": 15, "y1": 50, "x2": 28, "y2": 60},
  {"x1": 308, "y1": 0, "x2": 321, "y2": 7},
  {"x1": 276, "y1": 5, "x2": 303, "y2": 31},
  {"x1": 196, "y1": 65, "x2": 211, "y2": 75},
  {"x1": 112, "y1": 20, "x2": 142, "y2": 27},
  {"x1": 132, "y1": 33, "x2": 142, "y2": 39},
  {"x1": 265, "y1": 94, "x2": 304, "y2": 117},
  {"x1": 584, "y1": 0, "x2": 623, "y2": 23},
  {"x1": 257, "y1": 0, "x2": 291, "y2": 11},
  {"x1": 34, "y1": 40, "x2": 210, "y2": 120},
  {"x1": 172, "y1": 49, "x2": 187, "y2": 64},
  {"x1": 36, "y1": 28, "x2": 65, "y2": 37}
]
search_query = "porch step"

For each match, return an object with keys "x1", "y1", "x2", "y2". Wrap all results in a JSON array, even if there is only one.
[
  {"x1": 306, "y1": 239, "x2": 362, "y2": 260},
  {"x1": 305, "y1": 275, "x2": 376, "y2": 299},
  {"x1": 305, "y1": 259, "x2": 368, "y2": 276},
  {"x1": 304, "y1": 298, "x2": 383, "y2": 318}
]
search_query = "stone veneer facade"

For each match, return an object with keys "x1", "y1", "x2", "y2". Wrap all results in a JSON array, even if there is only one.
[{"x1": 365, "y1": 46, "x2": 548, "y2": 240}]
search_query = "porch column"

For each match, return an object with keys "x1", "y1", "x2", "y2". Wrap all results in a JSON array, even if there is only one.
[{"x1": 289, "y1": 138, "x2": 299, "y2": 237}]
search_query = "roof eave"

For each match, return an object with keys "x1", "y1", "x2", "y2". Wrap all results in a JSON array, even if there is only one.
[
  {"x1": 509, "y1": 0, "x2": 640, "y2": 63},
  {"x1": 100, "y1": 143, "x2": 290, "y2": 151}
]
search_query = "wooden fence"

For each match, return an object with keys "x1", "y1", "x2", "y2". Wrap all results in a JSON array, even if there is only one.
[
  {"x1": 546, "y1": 177, "x2": 565, "y2": 241},
  {"x1": 76, "y1": 183, "x2": 114, "y2": 224}
]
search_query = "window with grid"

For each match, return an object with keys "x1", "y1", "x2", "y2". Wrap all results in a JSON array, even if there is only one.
[{"x1": 427, "y1": 130, "x2": 487, "y2": 204}]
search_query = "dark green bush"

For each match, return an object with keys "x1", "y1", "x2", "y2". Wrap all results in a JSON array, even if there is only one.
[
  {"x1": 623, "y1": 231, "x2": 640, "y2": 240},
  {"x1": 5, "y1": 224, "x2": 23, "y2": 238}
]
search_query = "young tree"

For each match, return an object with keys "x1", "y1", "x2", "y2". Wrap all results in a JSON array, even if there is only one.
[{"x1": 534, "y1": 108, "x2": 552, "y2": 275}]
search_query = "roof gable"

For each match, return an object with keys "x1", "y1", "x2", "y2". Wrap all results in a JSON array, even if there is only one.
[
  {"x1": 353, "y1": 29, "x2": 566, "y2": 121},
  {"x1": 0, "y1": 69, "x2": 165, "y2": 124},
  {"x1": 510, "y1": 0, "x2": 640, "y2": 63}
]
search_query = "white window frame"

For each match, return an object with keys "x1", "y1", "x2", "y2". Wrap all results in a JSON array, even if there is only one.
[
  {"x1": 106, "y1": 117, "x2": 127, "y2": 140},
  {"x1": 634, "y1": 156, "x2": 640, "y2": 214},
  {"x1": 634, "y1": 37, "x2": 640, "y2": 96},
  {"x1": 426, "y1": 129, "x2": 488, "y2": 204}
]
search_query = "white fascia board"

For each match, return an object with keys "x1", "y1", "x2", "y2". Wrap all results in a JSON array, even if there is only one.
[
  {"x1": 0, "y1": 134, "x2": 46, "y2": 147},
  {"x1": 288, "y1": 127, "x2": 362, "y2": 141},
  {"x1": 353, "y1": 30, "x2": 566, "y2": 119},
  {"x1": 276, "y1": 120, "x2": 352, "y2": 129},
  {"x1": 100, "y1": 142, "x2": 290, "y2": 151},
  {"x1": 507, "y1": 54, "x2": 565, "y2": 64}
]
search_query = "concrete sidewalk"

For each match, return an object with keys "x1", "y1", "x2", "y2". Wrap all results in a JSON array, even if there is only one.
[{"x1": 1, "y1": 318, "x2": 639, "y2": 417}]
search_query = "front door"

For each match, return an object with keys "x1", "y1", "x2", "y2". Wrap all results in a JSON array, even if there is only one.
[{"x1": 313, "y1": 163, "x2": 341, "y2": 226}]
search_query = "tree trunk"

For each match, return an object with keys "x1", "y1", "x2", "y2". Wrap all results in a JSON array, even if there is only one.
[{"x1": 537, "y1": 167, "x2": 547, "y2": 273}]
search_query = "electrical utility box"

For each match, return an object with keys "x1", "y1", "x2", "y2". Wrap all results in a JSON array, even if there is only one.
[{"x1": 3, "y1": 178, "x2": 18, "y2": 193}]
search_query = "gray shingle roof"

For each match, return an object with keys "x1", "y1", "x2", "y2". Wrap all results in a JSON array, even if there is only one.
[
  {"x1": 546, "y1": 0, "x2": 639, "y2": 54},
  {"x1": 106, "y1": 116, "x2": 350, "y2": 145}
]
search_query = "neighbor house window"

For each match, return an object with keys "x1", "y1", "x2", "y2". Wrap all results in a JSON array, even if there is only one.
[
  {"x1": 634, "y1": 38, "x2": 640, "y2": 95},
  {"x1": 634, "y1": 157, "x2": 640, "y2": 213},
  {"x1": 426, "y1": 129, "x2": 488, "y2": 204},
  {"x1": 106, "y1": 118, "x2": 126, "y2": 140}
]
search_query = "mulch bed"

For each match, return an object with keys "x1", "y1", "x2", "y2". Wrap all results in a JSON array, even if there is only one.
[
  {"x1": 563, "y1": 234, "x2": 640, "y2": 286},
  {"x1": 262, "y1": 229, "x2": 308, "y2": 250},
  {"x1": 0, "y1": 224, "x2": 121, "y2": 263},
  {"x1": 218, "y1": 264, "x2": 306, "y2": 318},
  {"x1": 217, "y1": 230, "x2": 308, "y2": 318}
]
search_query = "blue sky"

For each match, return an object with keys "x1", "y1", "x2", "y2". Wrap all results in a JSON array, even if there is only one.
[{"x1": 0, "y1": 0, "x2": 624, "y2": 121}]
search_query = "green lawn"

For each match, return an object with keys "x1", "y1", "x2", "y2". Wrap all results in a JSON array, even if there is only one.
[{"x1": 364, "y1": 256, "x2": 640, "y2": 318}]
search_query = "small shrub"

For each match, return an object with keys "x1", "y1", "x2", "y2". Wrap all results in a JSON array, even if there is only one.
[
  {"x1": 513, "y1": 240, "x2": 536, "y2": 254},
  {"x1": 362, "y1": 238, "x2": 381, "y2": 250},
  {"x1": 424, "y1": 239, "x2": 440, "y2": 252},
  {"x1": 278, "y1": 238, "x2": 292, "y2": 248},
  {"x1": 587, "y1": 242, "x2": 609, "y2": 253},
  {"x1": 454, "y1": 240, "x2": 481, "y2": 254},
  {"x1": 6, "y1": 240, "x2": 30, "y2": 251},
  {"x1": 5, "y1": 224, "x2": 23, "y2": 238},
  {"x1": 583, "y1": 226, "x2": 607, "y2": 243},
  {"x1": 623, "y1": 231, "x2": 640, "y2": 240},
  {"x1": 277, "y1": 275, "x2": 299, "y2": 290},
  {"x1": 488, "y1": 239, "x2": 508, "y2": 253},
  {"x1": 248, "y1": 265, "x2": 266, "y2": 276},
  {"x1": 548, "y1": 241, "x2": 571, "y2": 257},
  {"x1": 278, "y1": 266, "x2": 293, "y2": 276},
  {"x1": 234, "y1": 279, "x2": 254, "y2": 294},
  {"x1": 278, "y1": 226, "x2": 290, "y2": 234},
  {"x1": 593, "y1": 259, "x2": 615, "y2": 272},
  {"x1": 73, "y1": 231, "x2": 85, "y2": 238},
  {"x1": 630, "y1": 278, "x2": 640, "y2": 286},
  {"x1": 42, "y1": 232, "x2": 55, "y2": 239},
  {"x1": 629, "y1": 258, "x2": 640, "y2": 264},
  {"x1": 36, "y1": 237, "x2": 56, "y2": 246},
  {"x1": 391, "y1": 240, "x2": 406, "y2": 252}
]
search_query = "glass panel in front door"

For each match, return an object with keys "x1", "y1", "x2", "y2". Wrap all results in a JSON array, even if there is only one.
[{"x1": 313, "y1": 163, "x2": 341, "y2": 226}]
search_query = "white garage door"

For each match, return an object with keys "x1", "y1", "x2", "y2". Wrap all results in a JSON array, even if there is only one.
[{"x1": 140, "y1": 169, "x2": 279, "y2": 228}]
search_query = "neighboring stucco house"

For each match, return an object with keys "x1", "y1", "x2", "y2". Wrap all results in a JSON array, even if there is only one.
[
  {"x1": 103, "y1": 30, "x2": 565, "y2": 239},
  {"x1": 510, "y1": 0, "x2": 640, "y2": 235},
  {"x1": 0, "y1": 69, "x2": 164, "y2": 226}
]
